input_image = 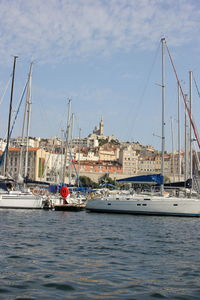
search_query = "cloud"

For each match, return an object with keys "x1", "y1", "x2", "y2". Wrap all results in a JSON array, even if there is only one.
[{"x1": 0, "y1": 0, "x2": 199, "y2": 64}]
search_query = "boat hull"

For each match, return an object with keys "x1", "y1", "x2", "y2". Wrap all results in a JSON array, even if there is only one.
[
  {"x1": 0, "y1": 192, "x2": 45, "y2": 209},
  {"x1": 86, "y1": 196, "x2": 200, "y2": 217}
]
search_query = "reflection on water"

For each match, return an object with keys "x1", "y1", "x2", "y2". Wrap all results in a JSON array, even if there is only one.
[{"x1": 0, "y1": 209, "x2": 200, "y2": 299}]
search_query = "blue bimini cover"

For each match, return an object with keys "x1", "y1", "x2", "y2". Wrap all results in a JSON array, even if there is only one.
[{"x1": 117, "y1": 174, "x2": 164, "y2": 185}]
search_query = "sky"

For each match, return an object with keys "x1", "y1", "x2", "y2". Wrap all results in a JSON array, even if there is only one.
[{"x1": 0, "y1": 0, "x2": 200, "y2": 152}]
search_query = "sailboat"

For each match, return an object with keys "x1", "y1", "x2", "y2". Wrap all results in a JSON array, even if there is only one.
[
  {"x1": 86, "y1": 38, "x2": 200, "y2": 217},
  {"x1": 0, "y1": 176, "x2": 47, "y2": 209},
  {"x1": 51, "y1": 99, "x2": 86, "y2": 210},
  {"x1": 0, "y1": 59, "x2": 47, "y2": 209}
]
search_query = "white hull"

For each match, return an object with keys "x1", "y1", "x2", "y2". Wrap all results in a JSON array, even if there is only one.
[
  {"x1": 86, "y1": 194, "x2": 200, "y2": 217},
  {"x1": 0, "y1": 191, "x2": 45, "y2": 209},
  {"x1": 49, "y1": 195, "x2": 86, "y2": 208}
]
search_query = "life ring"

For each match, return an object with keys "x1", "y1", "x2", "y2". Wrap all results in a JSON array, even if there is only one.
[{"x1": 60, "y1": 186, "x2": 70, "y2": 199}]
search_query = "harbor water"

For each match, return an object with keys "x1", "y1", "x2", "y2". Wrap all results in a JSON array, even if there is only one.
[{"x1": 0, "y1": 209, "x2": 200, "y2": 299}]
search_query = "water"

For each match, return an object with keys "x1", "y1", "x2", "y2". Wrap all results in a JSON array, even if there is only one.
[{"x1": 0, "y1": 210, "x2": 200, "y2": 300}]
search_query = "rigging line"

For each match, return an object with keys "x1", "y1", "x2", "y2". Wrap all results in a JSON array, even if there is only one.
[
  {"x1": 66, "y1": 139, "x2": 80, "y2": 184},
  {"x1": 165, "y1": 41, "x2": 200, "y2": 150},
  {"x1": 193, "y1": 142, "x2": 200, "y2": 171},
  {"x1": 9, "y1": 80, "x2": 29, "y2": 138},
  {"x1": 193, "y1": 74, "x2": 200, "y2": 99},
  {"x1": 74, "y1": 113, "x2": 81, "y2": 136},
  {"x1": 127, "y1": 41, "x2": 161, "y2": 140},
  {"x1": 0, "y1": 74, "x2": 12, "y2": 106},
  {"x1": 0, "y1": 80, "x2": 28, "y2": 167}
]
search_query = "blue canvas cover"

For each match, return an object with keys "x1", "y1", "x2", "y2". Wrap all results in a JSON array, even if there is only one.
[{"x1": 117, "y1": 174, "x2": 164, "y2": 185}]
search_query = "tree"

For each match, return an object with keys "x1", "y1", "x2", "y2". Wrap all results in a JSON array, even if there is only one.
[
  {"x1": 78, "y1": 176, "x2": 99, "y2": 188},
  {"x1": 98, "y1": 173, "x2": 117, "y2": 188}
]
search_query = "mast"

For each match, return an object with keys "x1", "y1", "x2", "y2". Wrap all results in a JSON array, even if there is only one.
[
  {"x1": 62, "y1": 98, "x2": 71, "y2": 184},
  {"x1": 78, "y1": 128, "x2": 81, "y2": 187},
  {"x1": 24, "y1": 63, "x2": 33, "y2": 179},
  {"x1": 4, "y1": 56, "x2": 18, "y2": 175},
  {"x1": 189, "y1": 71, "x2": 193, "y2": 187},
  {"x1": 69, "y1": 112, "x2": 74, "y2": 185},
  {"x1": 161, "y1": 38, "x2": 165, "y2": 194},
  {"x1": 177, "y1": 82, "x2": 181, "y2": 181},
  {"x1": 184, "y1": 94, "x2": 189, "y2": 183},
  {"x1": 60, "y1": 129, "x2": 65, "y2": 183},
  {"x1": 170, "y1": 117, "x2": 175, "y2": 182}
]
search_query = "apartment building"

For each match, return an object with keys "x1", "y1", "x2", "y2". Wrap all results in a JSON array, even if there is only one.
[
  {"x1": 75, "y1": 147, "x2": 99, "y2": 161},
  {"x1": 119, "y1": 145, "x2": 138, "y2": 175},
  {"x1": 0, "y1": 147, "x2": 48, "y2": 181},
  {"x1": 138, "y1": 156, "x2": 157, "y2": 174},
  {"x1": 99, "y1": 143, "x2": 119, "y2": 161},
  {"x1": 74, "y1": 160, "x2": 122, "y2": 175},
  {"x1": 138, "y1": 153, "x2": 176, "y2": 176}
]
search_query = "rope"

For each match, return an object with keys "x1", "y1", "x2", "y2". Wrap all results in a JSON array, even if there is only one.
[
  {"x1": 193, "y1": 75, "x2": 200, "y2": 99},
  {"x1": 127, "y1": 41, "x2": 161, "y2": 141},
  {"x1": 0, "y1": 80, "x2": 28, "y2": 167},
  {"x1": 0, "y1": 75, "x2": 12, "y2": 106},
  {"x1": 165, "y1": 41, "x2": 200, "y2": 150}
]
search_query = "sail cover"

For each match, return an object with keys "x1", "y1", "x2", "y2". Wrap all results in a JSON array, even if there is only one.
[{"x1": 117, "y1": 174, "x2": 164, "y2": 185}]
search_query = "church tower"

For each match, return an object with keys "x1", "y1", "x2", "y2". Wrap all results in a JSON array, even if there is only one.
[{"x1": 99, "y1": 116, "x2": 104, "y2": 136}]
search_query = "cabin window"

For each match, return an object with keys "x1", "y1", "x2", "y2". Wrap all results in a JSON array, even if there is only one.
[
  {"x1": 173, "y1": 204, "x2": 178, "y2": 206},
  {"x1": 142, "y1": 204, "x2": 147, "y2": 206},
  {"x1": 108, "y1": 203, "x2": 111, "y2": 206},
  {"x1": 137, "y1": 204, "x2": 141, "y2": 206},
  {"x1": 144, "y1": 198, "x2": 150, "y2": 200},
  {"x1": 126, "y1": 198, "x2": 130, "y2": 200}
]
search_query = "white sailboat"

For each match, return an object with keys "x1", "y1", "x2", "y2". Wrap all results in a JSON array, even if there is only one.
[
  {"x1": 0, "y1": 177, "x2": 46, "y2": 209},
  {"x1": 86, "y1": 38, "x2": 200, "y2": 217},
  {"x1": 0, "y1": 60, "x2": 46, "y2": 209}
]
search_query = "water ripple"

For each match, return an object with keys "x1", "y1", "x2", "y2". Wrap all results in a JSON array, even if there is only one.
[{"x1": 0, "y1": 210, "x2": 200, "y2": 299}]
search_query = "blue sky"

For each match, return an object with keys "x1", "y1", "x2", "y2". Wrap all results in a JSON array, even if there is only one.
[{"x1": 0, "y1": 0, "x2": 200, "y2": 152}]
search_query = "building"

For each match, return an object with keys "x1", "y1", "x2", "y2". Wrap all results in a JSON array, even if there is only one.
[
  {"x1": 75, "y1": 147, "x2": 99, "y2": 161},
  {"x1": 119, "y1": 145, "x2": 138, "y2": 175},
  {"x1": 0, "y1": 139, "x2": 6, "y2": 151},
  {"x1": 0, "y1": 147, "x2": 48, "y2": 181},
  {"x1": 99, "y1": 143, "x2": 119, "y2": 161},
  {"x1": 10, "y1": 137, "x2": 39, "y2": 148},
  {"x1": 73, "y1": 160, "x2": 123, "y2": 182},
  {"x1": 92, "y1": 117, "x2": 104, "y2": 136},
  {"x1": 138, "y1": 155, "x2": 157, "y2": 174},
  {"x1": 87, "y1": 118, "x2": 117, "y2": 147}
]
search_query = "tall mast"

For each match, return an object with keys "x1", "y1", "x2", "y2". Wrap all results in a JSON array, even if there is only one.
[
  {"x1": 24, "y1": 63, "x2": 33, "y2": 178},
  {"x1": 4, "y1": 56, "x2": 18, "y2": 175},
  {"x1": 170, "y1": 117, "x2": 175, "y2": 182},
  {"x1": 62, "y1": 98, "x2": 71, "y2": 184},
  {"x1": 189, "y1": 71, "x2": 193, "y2": 193},
  {"x1": 161, "y1": 38, "x2": 165, "y2": 194},
  {"x1": 184, "y1": 94, "x2": 189, "y2": 182},
  {"x1": 177, "y1": 82, "x2": 181, "y2": 181},
  {"x1": 69, "y1": 112, "x2": 74, "y2": 185},
  {"x1": 60, "y1": 129, "x2": 65, "y2": 183},
  {"x1": 18, "y1": 64, "x2": 33, "y2": 181},
  {"x1": 77, "y1": 128, "x2": 81, "y2": 187},
  {"x1": 189, "y1": 71, "x2": 193, "y2": 185}
]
